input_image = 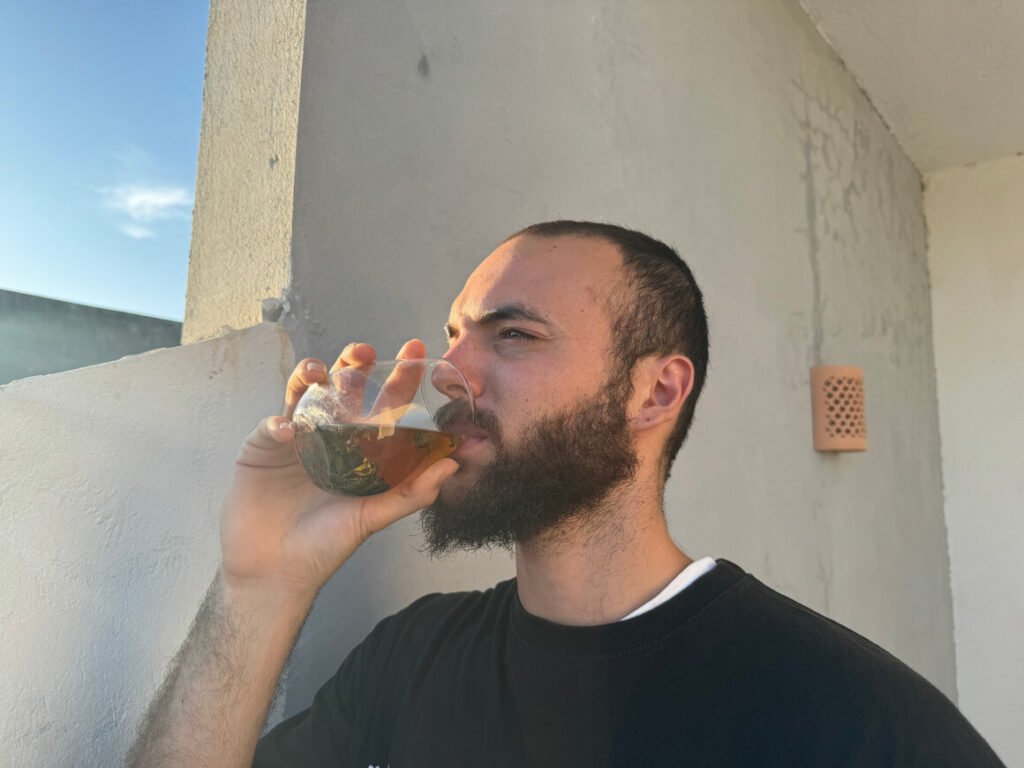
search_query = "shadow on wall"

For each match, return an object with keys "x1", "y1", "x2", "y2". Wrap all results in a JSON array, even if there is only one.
[{"x1": 0, "y1": 289, "x2": 182, "y2": 387}]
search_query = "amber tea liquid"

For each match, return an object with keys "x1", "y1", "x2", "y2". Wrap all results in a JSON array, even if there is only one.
[{"x1": 294, "y1": 423, "x2": 460, "y2": 496}]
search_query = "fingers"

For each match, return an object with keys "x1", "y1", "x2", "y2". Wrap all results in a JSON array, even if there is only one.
[
  {"x1": 370, "y1": 339, "x2": 427, "y2": 419},
  {"x1": 261, "y1": 415, "x2": 296, "y2": 444},
  {"x1": 284, "y1": 340, "x2": 424, "y2": 423},
  {"x1": 283, "y1": 359, "x2": 328, "y2": 419},
  {"x1": 237, "y1": 416, "x2": 296, "y2": 467},
  {"x1": 396, "y1": 339, "x2": 426, "y2": 360},
  {"x1": 282, "y1": 344, "x2": 378, "y2": 420},
  {"x1": 330, "y1": 343, "x2": 377, "y2": 418},
  {"x1": 329, "y1": 342, "x2": 376, "y2": 374}
]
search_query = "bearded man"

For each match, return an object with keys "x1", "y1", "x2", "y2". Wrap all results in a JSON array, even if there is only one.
[{"x1": 127, "y1": 221, "x2": 1003, "y2": 767}]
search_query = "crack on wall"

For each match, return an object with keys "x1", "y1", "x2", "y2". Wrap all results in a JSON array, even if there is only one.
[
  {"x1": 795, "y1": 80, "x2": 827, "y2": 367},
  {"x1": 816, "y1": 547, "x2": 832, "y2": 616},
  {"x1": 792, "y1": 78, "x2": 872, "y2": 366},
  {"x1": 791, "y1": 77, "x2": 878, "y2": 620}
]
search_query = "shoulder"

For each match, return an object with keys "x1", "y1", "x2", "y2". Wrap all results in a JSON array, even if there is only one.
[
  {"x1": 386, "y1": 576, "x2": 515, "y2": 627},
  {"x1": 728, "y1": 570, "x2": 941, "y2": 696},
  {"x1": 717, "y1": 565, "x2": 1002, "y2": 764},
  {"x1": 315, "y1": 578, "x2": 515, "y2": 711},
  {"x1": 359, "y1": 577, "x2": 516, "y2": 659}
]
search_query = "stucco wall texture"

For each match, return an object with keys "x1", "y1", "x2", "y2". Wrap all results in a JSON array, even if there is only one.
[
  {"x1": 0, "y1": 324, "x2": 292, "y2": 766},
  {"x1": 279, "y1": 0, "x2": 951, "y2": 721},
  {"x1": 925, "y1": 155, "x2": 1024, "y2": 767}
]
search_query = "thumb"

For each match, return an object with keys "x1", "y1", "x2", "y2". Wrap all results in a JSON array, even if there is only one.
[
  {"x1": 362, "y1": 459, "x2": 459, "y2": 536},
  {"x1": 422, "y1": 457, "x2": 460, "y2": 487},
  {"x1": 398, "y1": 458, "x2": 459, "y2": 507}
]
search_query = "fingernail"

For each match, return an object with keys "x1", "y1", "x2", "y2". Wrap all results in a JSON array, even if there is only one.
[
  {"x1": 275, "y1": 420, "x2": 293, "y2": 431},
  {"x1": 306, "y1": 361, "x2": 326, "y2": 372}
]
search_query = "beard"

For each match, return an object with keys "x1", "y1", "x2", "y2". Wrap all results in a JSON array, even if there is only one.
[{"x1": 420, "y1": 377, "x2": 639, "y2": 556}]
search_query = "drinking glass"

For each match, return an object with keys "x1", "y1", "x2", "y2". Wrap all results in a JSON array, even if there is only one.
[{"x1": 291, "y1": 357, "x2": 474, "y2": 496}]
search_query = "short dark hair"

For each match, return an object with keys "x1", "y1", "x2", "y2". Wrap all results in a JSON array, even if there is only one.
[{"x1": 504, "y1": 221, "x2": 710, "y2": 482}]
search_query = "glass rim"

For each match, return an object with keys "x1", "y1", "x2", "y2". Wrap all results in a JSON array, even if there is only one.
[{"x1": 324, "y1": 356, "x2": 475, "y2": 424}]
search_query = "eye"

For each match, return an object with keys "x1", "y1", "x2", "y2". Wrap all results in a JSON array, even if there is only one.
[{"x1": 498, "y1": 328, "x2": 536, "y2": 341}]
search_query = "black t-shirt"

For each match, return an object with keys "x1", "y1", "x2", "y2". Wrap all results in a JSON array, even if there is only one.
[{"x1": 255, "y1": 559, "x2": 1004, "y2": 767}]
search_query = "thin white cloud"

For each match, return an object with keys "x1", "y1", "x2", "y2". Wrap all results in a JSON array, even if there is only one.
[
  {"x1": 102, "y1": 184, "x2": 192, "y2": 222},
  {"x1": 120, "y1": 224, "x2": 156, "y2": 239},
  {"x1": 112, "y1": 144, "x2": 156, "y2": 178}
]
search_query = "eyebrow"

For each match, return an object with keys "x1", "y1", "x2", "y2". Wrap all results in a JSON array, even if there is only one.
[{"x1": 444, "y1": 302, "x2": 554, "y2": 338}]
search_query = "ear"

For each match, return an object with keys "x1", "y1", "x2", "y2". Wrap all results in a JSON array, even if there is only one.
[{"x1": 631, "y1": 355, "x2": 695, "y2": 432}]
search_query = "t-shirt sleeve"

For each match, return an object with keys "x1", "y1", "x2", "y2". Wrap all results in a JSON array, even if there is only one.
[
  {"x1": 251, "y1": 591, "x2": 449, "y2": 767},
  {"x1": 891, "y1": 677, "x2": 1006, "y2": 767},
  {"x1": 252, "y1": 617, "x2": 388, "y2": 767},
  {"x1": 835, "y1": 650, "x2": 1007, "y2": 767}
]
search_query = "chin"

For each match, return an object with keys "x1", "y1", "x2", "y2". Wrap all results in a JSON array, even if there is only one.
[{"x1": 436, "y1": 466, "x2": 468, "y2": 497}]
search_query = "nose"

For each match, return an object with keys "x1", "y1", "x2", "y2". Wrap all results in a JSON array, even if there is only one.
[
  {"x1": 434, "y1": 342, "x2": 483, "y2": 402},
  {"x1": 430, "y1": 363, "x2": 466, "y2": 400}
]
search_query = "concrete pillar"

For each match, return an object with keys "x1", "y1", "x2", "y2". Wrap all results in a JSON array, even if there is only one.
[{"x1": 182, "y1": 0, "x2": 306, "y2": 343}]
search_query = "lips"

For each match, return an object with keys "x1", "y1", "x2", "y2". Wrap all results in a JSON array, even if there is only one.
[
  {"x1": 445, "y1": 421, "x2": 488, "y2": 443},
  {"x1": 443, "y1": 421, "x2": 489, "y2": 459}
]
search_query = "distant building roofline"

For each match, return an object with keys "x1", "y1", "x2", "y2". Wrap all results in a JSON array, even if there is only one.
[{"x1": 0, "y1": 287, "x2": 183, "y2": 325}]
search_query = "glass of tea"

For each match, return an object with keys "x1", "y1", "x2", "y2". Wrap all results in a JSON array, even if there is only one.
[{"x1": 291, "y1": 357, "x2": 474, "y2": 496}]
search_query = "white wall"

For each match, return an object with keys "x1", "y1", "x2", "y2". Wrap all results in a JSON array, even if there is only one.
[
  {"x1": 0, "y1": 324, "x2": 291, "y2": 766},
  {"x1": 925, "y1": 154, "x2": 1024, "y2": 766},
  {"x1": 278, "y1": 0, "x2": 957, "y2": 718}
]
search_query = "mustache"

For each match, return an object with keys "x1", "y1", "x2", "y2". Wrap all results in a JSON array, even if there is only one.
[{"x1": 434, "y1": 398, "x2": 500, "y2": 439}]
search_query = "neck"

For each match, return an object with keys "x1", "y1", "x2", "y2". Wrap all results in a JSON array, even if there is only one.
[{"x1": 514, "y1": 480, "x2": 692, "y2": 626}]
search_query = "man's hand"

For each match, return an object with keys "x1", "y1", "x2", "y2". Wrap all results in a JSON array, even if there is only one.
[
  {"x1": 125, "y1": 339, "x2": 457, "y2": 768},
  {"x1": 220, "y1": 338, "x2": 458, "y2": 600}
]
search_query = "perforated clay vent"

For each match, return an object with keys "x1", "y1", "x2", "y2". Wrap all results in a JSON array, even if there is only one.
[
  {"x1": 810, "y1": 365, "x2": 867, "y2": 452},
  {"x1": 822, "y1": 374, "x2": 866, "y2": 440}
]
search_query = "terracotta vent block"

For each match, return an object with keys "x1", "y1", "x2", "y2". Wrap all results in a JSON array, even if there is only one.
[{"x1": 810, "y1": 365, "x2": 867, "y2": 452}]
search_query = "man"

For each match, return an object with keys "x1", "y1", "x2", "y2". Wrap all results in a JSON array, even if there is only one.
[{"x1": 127, "y1": 221, "x2": 1004, "y2": 767}]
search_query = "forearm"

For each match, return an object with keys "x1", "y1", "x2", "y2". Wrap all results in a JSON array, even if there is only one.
[{"x1": 125, "y1": 570, "x2": 314, "y2": 768}]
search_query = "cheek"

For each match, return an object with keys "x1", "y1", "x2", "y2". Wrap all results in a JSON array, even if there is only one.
[
  {"x1": 483, "y1": 358, "x2": 585, "y2": 432},
  {"x1": 486, "y1": 360, "x2": 542, "y2": 403},
  {"x1": 484, "y1": 376, "x2": 539, "y2": 438}
]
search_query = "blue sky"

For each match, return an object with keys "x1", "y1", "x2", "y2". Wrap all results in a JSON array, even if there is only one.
[{"x1": 0, "y1": 3, "x2": 209, "y2": 321}]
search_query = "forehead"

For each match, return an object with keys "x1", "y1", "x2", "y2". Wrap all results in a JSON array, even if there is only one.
[{"x1": 448, "y1": 234, "x2": 625, "y2": 328}]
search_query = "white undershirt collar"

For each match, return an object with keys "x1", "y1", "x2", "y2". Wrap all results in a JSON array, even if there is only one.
[{"x1": 619, "y1": 556, "x2": 717, "y2": 621}]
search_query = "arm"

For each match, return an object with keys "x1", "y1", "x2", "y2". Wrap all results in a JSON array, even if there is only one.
[
  {"x1": 124, "y1": 341, "x2": 456, "y2": 768},
  {"x1": 125, "y1": 573, "x2": 313, "y2": 767}
]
